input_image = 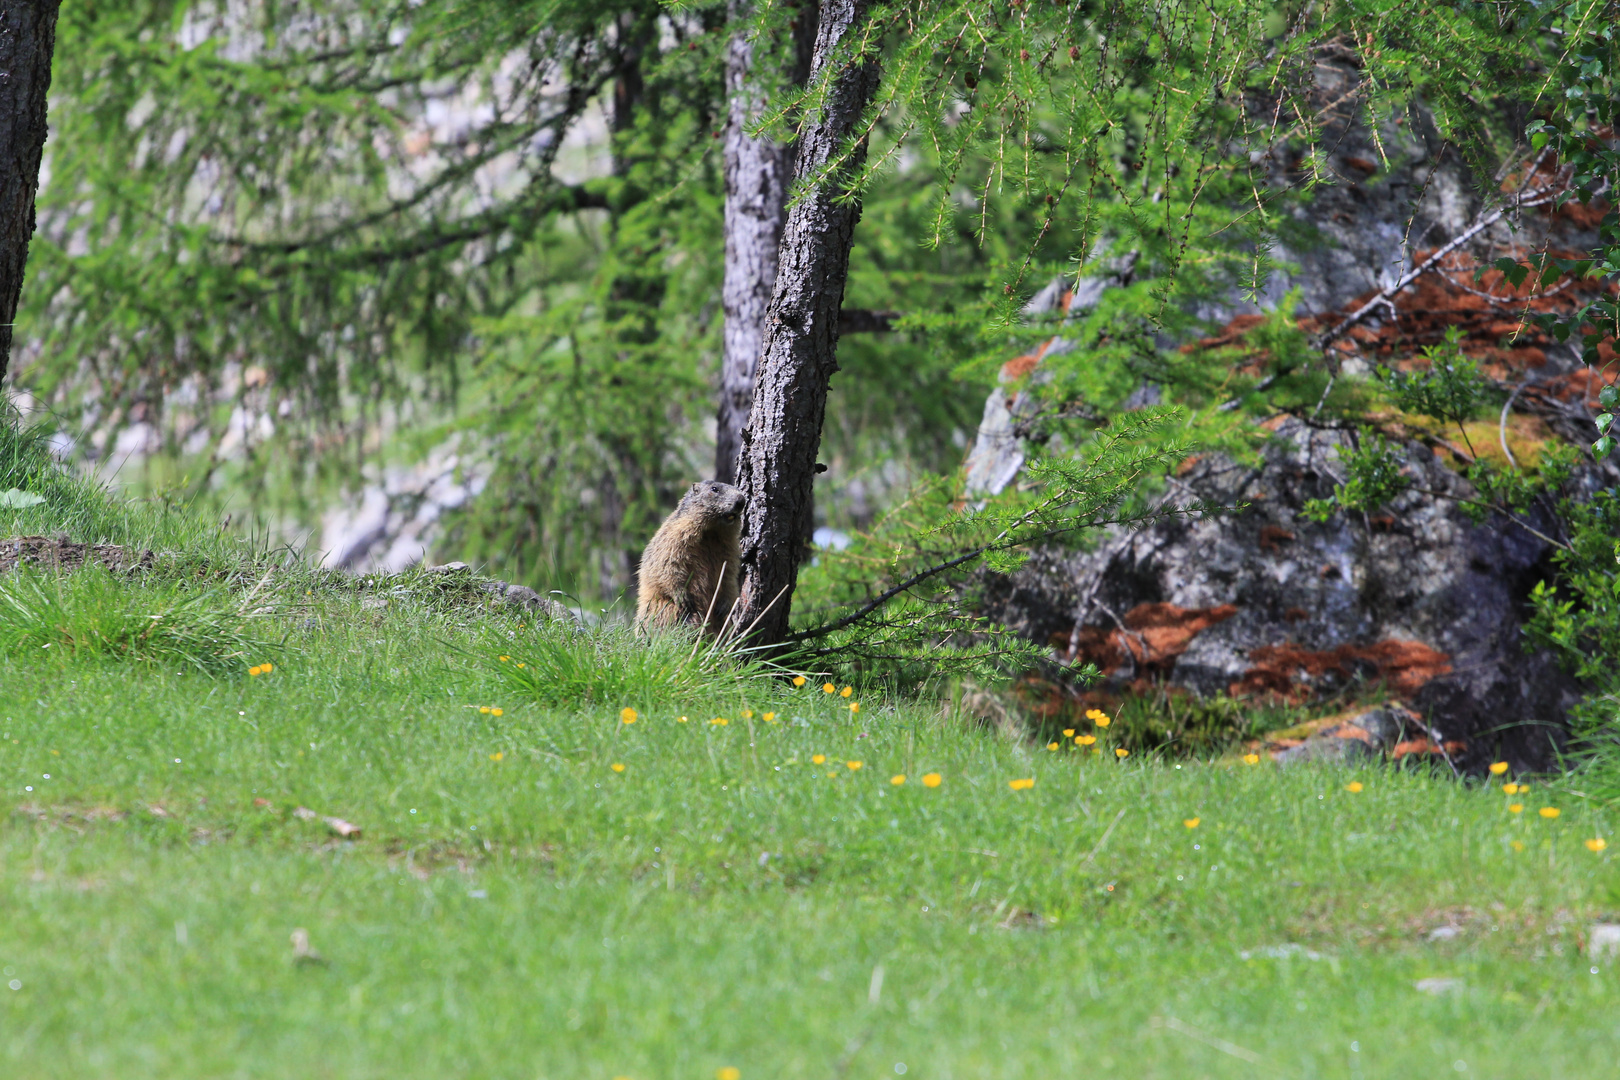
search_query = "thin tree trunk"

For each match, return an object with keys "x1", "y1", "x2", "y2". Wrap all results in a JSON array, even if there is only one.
[
  {"x1": 0, "y1": 0, "x2": 60, "y2": 387},
  {"x1": 732, "y1": 0, "x2": 878, "y2": 647},
  {"x1": 715, "y1": 2, "x2": 816, "y2": 485}
]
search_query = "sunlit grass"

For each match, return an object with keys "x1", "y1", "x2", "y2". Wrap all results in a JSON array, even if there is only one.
[{"x1": 0, "y1": 582, "x2": 1617, "y2": 1077}]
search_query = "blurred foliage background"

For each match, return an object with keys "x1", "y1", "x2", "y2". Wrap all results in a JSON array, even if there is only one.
[{"x1": 9, "y1": 0, "x2": 1612, "y2": 617}]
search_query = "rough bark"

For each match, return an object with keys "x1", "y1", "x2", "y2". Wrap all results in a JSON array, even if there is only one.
[
  {"x1": 715, "y1": 2, "x2": 817, "y2": 485},
  {"x1": 0, "y1": 1, "x2": 59, "y2": 387},
  {"x1": 732, "y1": 0, "x2": 879, "y2": 646}
]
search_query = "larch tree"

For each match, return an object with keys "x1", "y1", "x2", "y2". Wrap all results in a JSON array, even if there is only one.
[
  {"x1": 0, "y1": 0, "x2": 59, "y2": 387},
  {"x1": 731, "y1": 0, "x2": 880, "y2": 646}
]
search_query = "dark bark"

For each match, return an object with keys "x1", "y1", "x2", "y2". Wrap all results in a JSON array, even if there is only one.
[
  {"x1": 732, "y1": 0, "x2": 880, "y2": 646},
  {"x1": 0, "y1": 0, "x2": 59, "y2": 387},
  {"x1": 715, "y1": 1, "x2": 818, "y2": 485}
]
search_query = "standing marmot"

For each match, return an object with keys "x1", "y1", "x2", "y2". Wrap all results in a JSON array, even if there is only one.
[{"x1": 635, "y1": 481, "x2": 746, "y2": 636}]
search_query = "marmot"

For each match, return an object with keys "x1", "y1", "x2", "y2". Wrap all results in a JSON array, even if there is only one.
[{"x1": 635, "y1": 481, "x2": 746, "y2": 636}]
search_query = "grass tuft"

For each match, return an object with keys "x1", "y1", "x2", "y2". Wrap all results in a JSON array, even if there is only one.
[
  {"x1": 0, "y1": 566, "x2": 270, "y2": 673},
  {"x1": 492, "y1": 622, "x2": 784, "y2": 712}
]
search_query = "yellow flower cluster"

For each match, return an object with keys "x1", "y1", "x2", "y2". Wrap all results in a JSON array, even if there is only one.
[
  {"x1": 247, "y1": 662, "x2": 275, "y2": 677},
  {"x1": 1008, "y1": 778, "x2": 1034, "y2": 791},
  {"x1": 1345, "y1": 782, "x2": 1364, "y2": 793},
  {"x1": 621, "y1": 708, "x2": 637, "y2": 724},
  {"x1": 1086, "y1": 708, "x2": 1112, "y2": 728},
  {"x1": 478, "y1": 706, "x2": 505, "y2": 717}
]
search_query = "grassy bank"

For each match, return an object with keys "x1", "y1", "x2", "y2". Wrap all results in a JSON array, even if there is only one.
[
  {"x1": 2, "y1": 422, "x2": 1619, "y2": 1078},
  {"x1": 2, "y1": 585, "x2": 1618, "y2": 1078}
]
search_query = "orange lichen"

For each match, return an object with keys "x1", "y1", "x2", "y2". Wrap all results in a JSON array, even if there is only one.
[{"x1": 1230, "y1": 639, "x2": 1452, "y2": 703}]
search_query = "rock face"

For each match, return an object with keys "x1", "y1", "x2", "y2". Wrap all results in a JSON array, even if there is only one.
[
  {"x1": 958, "y1": 55, "x2": 1617, "y2": 771},
  {"x1": 978, "y1": 418, "x2": 1583, "y2": 770}
]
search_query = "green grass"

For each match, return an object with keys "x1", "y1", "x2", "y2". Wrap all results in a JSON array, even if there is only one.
[{"x1": 4, "y1": 428, "x2": 1620, "y2": 1078}]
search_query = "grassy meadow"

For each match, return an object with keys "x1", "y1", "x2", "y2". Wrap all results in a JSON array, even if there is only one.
[{"x1": 2, "y1": 428, "x2": 1620, "y2": 1079}]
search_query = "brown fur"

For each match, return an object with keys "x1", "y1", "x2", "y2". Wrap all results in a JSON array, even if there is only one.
[{"x1": 635, "y1": 481, "x2": 746, "y2": 636}]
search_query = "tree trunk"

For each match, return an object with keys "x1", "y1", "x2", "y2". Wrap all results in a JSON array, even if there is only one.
[
  {"x1": 0, "y1": 0, "x2": 60, "y2": 387},
  {"x1": 732, "y1": 0, "x2": 879, "y2": 646},
  {"x1": 715, "y1": 1, "x2": 816, "y2": 485}
]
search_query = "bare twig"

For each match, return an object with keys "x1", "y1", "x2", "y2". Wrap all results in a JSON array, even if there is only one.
[
  {"x1": 1077, "y1": 807, "x2": 1128, "y2": 870},
  {"x1": 1316, "y1": 184, "x2": 1561, "y2": 354},
  {"x1": 1500, "y1": 379, "x2": 1530, "y2": 469}
]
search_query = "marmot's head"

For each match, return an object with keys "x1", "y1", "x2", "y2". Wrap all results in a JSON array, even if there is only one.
[{"x1": 678, "y1": 481, "x2": 746, "y2": 529}]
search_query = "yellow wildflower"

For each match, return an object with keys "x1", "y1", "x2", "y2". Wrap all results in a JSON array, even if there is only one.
[
  {"x1": 1511, "y1": 840, "x2": 1525, "y2": 852},
  {"x1": 1184, "y1": 818, "x2": 1200, "y2": 829},
  {"x1": 1114, "y1": 748, "x2": 1129, "y2": 758},
  {"x1": 1047, "y1": 742, "x2": 1060, "y2": 751},
  {"x1": 248, "y1": 665, "x2": 263, "y2": 677},
  {"x1": 812, "y1": 754, "x2": 826, "y2": 765},
  {"x1": 1086, "y1": 708, "x2": 1112, "y2": 728},
  {"x1": 678, "y1": 716, "x2": 689, "y2": 723},
  {"x1": 479, "y1": 706, "x2": 491, "y2": 714},
  {"x1": 1509, "y1": 803, "x2": 1524, "y2": 814},
  {"x1": 1539, "y1": 807, "x2": 1560, "y2": 819},
  {"x1": 491, "y1": 708, "x2": 503, "y2": 717},
  {"x1": 1008, "y1": 778, "x2": 1034, "y2": 791},
  {"x1": 1076, "y1": 734, "x2": 1096, "y2": 746},
  {"x1": 763, "y1": 712, "x2": 776, "y2": 722},
  {"x1": 717, "y1": 1068, "x2": 741, "y2": 1080},
  {"x1": 620, "y1": 708, "x2": 637, "y2": 724},
  {"x1": 498, "y1": 655, "x2": 509, "y2": 662},
  {"x1": 710, "y1": 717, "x2": 728, "y2": 726},
  {"x1": 1587, "y1": 838, "x2": 1608, "y2": 852},
  {"x1": 1503, "y1": 783, "x2": 1520, "y2": 794},
  {"x1": 891, "y1": 775, "x2": 906, "y2": 786},
  {"x1": 743, "y1": 710, "x2": 753, "y2": 719},
  {"x1": 1345, "y1": 782, "x2": 1364, "y2": 793},
  {"x1": 261, "y1": 663, "x2": 274, "y2": 673},
  {"x1": 1489, "y1": 761, "x2": 1509, "y2": 775},
  {"x1": 846, "y1": 761, "x2": 862, "y2": 771},
  {"x1": 841, "y1": 686, "x2": 853, "y2": 698},
  {"x1": 1242, "y1": 753, "x2": 1260, "y2": 765},
  {"x1": 516, "y1": 662, "x2": 526, "y2": 668},
  {"x1": 823, "y1": 683, "x2": 836, "y2": 694},
  {"x1": 490, "y1": 752, "x2": 503, "y2": 761},
  {"x1": 793, "y1": 676, "x2": 807, "y2": 687},
  {"x1": 611, "y1": 763, "x2": 625, "y2": 773},
  {"x1": 922, "y1": 773, "x2": 942, "y2": 788},
  {"x1": 1062, "y1": 728, "x2": 1075, "y2": 738}
]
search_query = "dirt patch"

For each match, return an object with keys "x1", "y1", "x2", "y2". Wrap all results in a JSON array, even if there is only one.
[{"x1": 0, "y1": 535, "x2": 155, "y2": 574}]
